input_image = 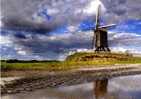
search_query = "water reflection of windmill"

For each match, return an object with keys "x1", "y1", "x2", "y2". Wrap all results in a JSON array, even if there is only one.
[{"x1": 92, "y1": 5, "x2": 116, "y2": 52}]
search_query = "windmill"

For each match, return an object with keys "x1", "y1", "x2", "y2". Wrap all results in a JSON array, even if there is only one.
[{"x1": 92, "y1": 5, "x2": 116, "y2": 52}]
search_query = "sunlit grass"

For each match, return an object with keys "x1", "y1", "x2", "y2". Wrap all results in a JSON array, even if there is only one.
[{"x1": 1, "y1": 52, "x2": 141, "y2": 71}]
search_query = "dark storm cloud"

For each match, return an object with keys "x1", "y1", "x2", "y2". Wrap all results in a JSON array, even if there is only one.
[
  {"x1": 0, "y1": 28, "x2": 93, "y2": 59},
  {"x1": 1, "y1": 17, "x2": 63, "y2": 34},
  {"x1": 1, "y1": 0, "x2": 73, "y2": 34},
  {"x1": 1, "y1": 0, "x2": 87, "y2": 31},
  {"x1": 12, "y1": 31, "x2": 92, "y2": 54},
  {"x1": 101, "y1": 0, "x2": 141, "y2": 24},
  {"x1": 14, "y1": 33, "x2": 26, "y2": 39},
  {"x1": 1, "y1": 0, "x2": 141, "y2": 30},
  {"x1": 1, "y1": 0, "x2": 39, "y2": 26}
]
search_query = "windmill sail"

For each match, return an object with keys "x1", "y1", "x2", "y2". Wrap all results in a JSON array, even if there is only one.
[
  {"x1": 95, "y1": 5, "x2": 100, "y2": 30},
  {"x1": 95, "y1": 5, "x2": 116, "y2": 30},
  {"x1": 98, "y1": 24, "x2": 116, "y2": 29}
]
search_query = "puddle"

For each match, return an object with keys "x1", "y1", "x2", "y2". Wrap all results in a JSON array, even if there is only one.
[{"x1": 2, "y1": 75, "x2": 141, "y2": 99}]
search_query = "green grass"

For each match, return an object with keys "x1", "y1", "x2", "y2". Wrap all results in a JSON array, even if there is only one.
[{"x1": 1, "y1": 52, "x2": 141, "y2": 71}]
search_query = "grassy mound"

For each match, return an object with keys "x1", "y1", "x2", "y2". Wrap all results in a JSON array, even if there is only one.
[{"x1": 66, "y1": 52, "x2": 141, "y2": 63}]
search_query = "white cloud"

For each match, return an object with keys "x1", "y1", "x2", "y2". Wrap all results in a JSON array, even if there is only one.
[
  {"x1": 111, "y1": 47, "x2": 128, "y2": 53},
  {"x1": 17, "y1": 50, "x2": 27, "y2": 55},
  {"x1": 0, "y1": 21, "x2": 2, "y2": 27},
  {"x1": 32, "y1": 0, "x2": 106, "y2": 27},
  {"x1": 48, "y1": 8, "x2": 60, "y2": 15},
  {"x1": 112, "y1": 32, "x2": 141, "y2": 40},
  {"x1": 110, "y1": 32, "x2": 141, "y2": 46},
  {"x1": 67, "y1": 25, "x2": 78, "y2": 32},
  {"x1": 0, "y1": 35, "x2": 12, "y2": 45},
  {"x1": 0, "y1": 34, "x2": 31, "y2": 57},
  {"x1": 0, "y1": 11, "x2": 3, "y2": 27},
  {"x1": 32, "y1": 14, "x2": 45, "y2": 23},
  {"x1": 83, "y1": 0, "x2": 106, "y2": 15}
]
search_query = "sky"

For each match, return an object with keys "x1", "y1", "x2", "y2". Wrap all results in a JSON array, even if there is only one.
[{"x1": 0, "y1": 0, "x2": 141, "y2": 60}]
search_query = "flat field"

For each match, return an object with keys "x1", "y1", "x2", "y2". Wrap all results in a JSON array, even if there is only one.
[{"x1": 1, "y1": 52, "x2": 141, "y2": 71}]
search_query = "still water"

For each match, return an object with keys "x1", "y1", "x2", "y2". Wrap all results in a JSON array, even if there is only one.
[{"x1": 2, "y1": 75, "x2": 141, "y2": 99}]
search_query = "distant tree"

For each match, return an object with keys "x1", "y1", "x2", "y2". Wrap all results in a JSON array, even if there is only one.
[{"x1": 7, "y1": 59, "x2": 18, "y2": 63}]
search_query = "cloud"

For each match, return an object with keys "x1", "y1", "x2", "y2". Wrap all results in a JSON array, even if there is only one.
[
  {"x1": 2, "y1": 0, "x2": 141, "y2": 29},
  {"x1": 1, "y1": 28, "x2": 92, "y2": 60},
  {"x1": 1, "y1": 26, "x2": 141, "y2": 60},
  {"x1": 17, "y1": 50, "x2": 27, "y2": 55},
  {"x1": 1, "y1": 0, "x2": 141, "y2": 60},
  {"x1": 101, "y1": 0, "x2": 141, "y2": 24},
  {"x1": 0, "y1": 35, "x2": 12, "y2": 45},
  {"x1": 0, "y1": 34, "x2": 35, "y2": 59},
  {"x1": 1, "y1": 0, "x2": 106, "y2": 31},
  {"x1": 83, "y1": 0, "x2": 106, "y2": 14},
  {"x1": 1, "y1": 19, "x2": 141, "y2": 60}
]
